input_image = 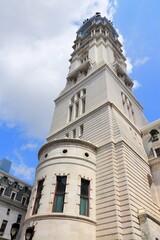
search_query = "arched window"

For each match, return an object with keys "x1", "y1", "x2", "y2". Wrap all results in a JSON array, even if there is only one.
[
  {"x1": 68, "y1": 89, "x2": 86, "y2": 122},
  {"x1": 121, "y1": 92, "x2": 135, "y2": 122}
]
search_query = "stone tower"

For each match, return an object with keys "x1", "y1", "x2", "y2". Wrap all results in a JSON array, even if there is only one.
[{"x1": 20, "y1": 13, "x2": 160, "y2": 240}]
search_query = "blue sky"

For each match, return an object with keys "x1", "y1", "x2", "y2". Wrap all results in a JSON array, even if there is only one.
[{"x1": 0, "y1": 0, "x2": 159, "y2": 184}]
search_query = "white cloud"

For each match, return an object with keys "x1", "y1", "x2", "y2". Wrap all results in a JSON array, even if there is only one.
[
  {"x1": 133, "y1": 80, "x2": 141, "y2": 90},
  {"x1": 20, "y1": 143, "x2": 38, "y2": 151},
  {"x1": 134, "y1": 56, "x2": 150, "y2": 66},
  {"x1": 12, "y1": 162, "x2": 35, "y2": 182},
  {"x1": 0, "y1": 1, "x2": 117, "y2": 139},
  {"x1": 11, "y1": 148, "x2": 35, "y2": 182},
  {"x1": 117, "y1": 31, "x2": 133, "y2": 74}
]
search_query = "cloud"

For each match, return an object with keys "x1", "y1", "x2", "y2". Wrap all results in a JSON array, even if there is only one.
[
  {"x1": 133, "y1": 80, "x2": 141, "y2": 90},
  {"x1": 117, "y1": 31, "x2": 133, "y2": 74},
  {"x1": 134, "y1": 56, "x2": 150, "y2": 67},
  {"x1": 11, "y1": 148, "x2": 35, "y2": 183},
  {"x1": 20, "y1": 143, "x2": 38, "y2": 151},
  {"x1": 0, "y1": 1, "x2": 117, "y2": 139},
  {"x1": 12, "y1": 162, "x2": 35, "y2": 183}
]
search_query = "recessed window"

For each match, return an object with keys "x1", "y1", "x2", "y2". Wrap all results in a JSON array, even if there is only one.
[
  {"x1": 0, "y1": 220, "x2": 8, "y2": 236},
  {"x1": 62, "y1": 149, "x2": 68, "y2": 154},
  {"x1": 80, "y1": 124, "x2": 84, "y2": 136},
  {"x1": 73, "y1": 129, "x2": 76, "y2": 138},
  {"x1": 11, "y1": 192, "x2": 16, "y2": 201},
  {"x1": 17, "y1": 214, "x2": 22, "y2": 224},
  {"x1": 69, "y1": 105, "x2": 73, "y2": 122},
  {"x1": 155, "y1": 148, "x2": 160, "y2": 157},
  {"x1": 0, "y1": 187, "x2": 5, "y2": 196},
  {"x1": 80, "y1": 179, "x2": 90, "y2": 216},
  {"x1": 68, "y1": 89, "x2": 86, "y2": 122},
  {"x1": 53, "y1": 176, "x2": 67, "y2": 212},
  {"x1": 82, "y1": 98, "x2": 86, "y2": 114},
  {"x1": 44, "y1": 153, "x2": 48, "y2": 158},
  {"x1": 22, "y1": 196, "x2": 27, "y2": 205},
  {"x1": 75, "y1": 102, "x2": 79, "y2": 118},
  {"x1": 32, "y1": 179, "x2": 45, "y2": 215}
]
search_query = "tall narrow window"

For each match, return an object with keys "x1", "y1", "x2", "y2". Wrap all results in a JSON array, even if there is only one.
[
  {"x1": 0, "y1": 220, "x2": 8, "y2": 236},
  {"x1": 73, "y1": 129, "x2": 76, "y2": 138},
  {"x1": 0, "y1": 188, "x2": 4, "y2": 196},
  {"x1": 80, "y1": 179, "x2": 90, "y2": 216},
  {"x1": 21, "y1": 196, "x2": 27, "y2": 205},
  {"x1": 32, "y1": 179, "x2": 44, "y2": 215},
  {"x1": 53, "y1": 176, "x2": 67, "y2": 212},
  {"x1": 82, "y1": 98, "x2": 86, "y2": 114},
  {"x1": 80, "y1": 124, "x2": 84, "y2": 136},
  {"x1": 68, "y1": 89, "x2": 86, "y2": 122},
  {"x1": 11, "y1": 192, "x2": 16, "y2": 200},
  {"x1": 69, "y1": 105, "x2": 73, "y2": 122},
  {"x1": 17, "y1": 214, "x2": 22, "y2": 224},
  {"x1": 155, "y1": 148, "x2": 160, "y2": 157},
  {"x1": 75, "y1": 102, "x2": 79, "y2": 118}
]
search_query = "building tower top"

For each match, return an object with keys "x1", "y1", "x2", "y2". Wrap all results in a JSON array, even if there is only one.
[
  {"x1": 76, "y1": 12, "x2": 118, "y2": 40},
  {"x1": 60, "y1": 12, "x2": 133, "y2": 96}
]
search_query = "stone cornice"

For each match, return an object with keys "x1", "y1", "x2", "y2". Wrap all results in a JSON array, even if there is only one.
[
  {"x1": 38, "y1": 139, "x2": 97, "y2": 159},
  {"x1": 149, "y1": 157, "x2": 160, "y2": 167},
  {"x1": 0, "y1": 195, "x2": 27, "y2": 211},
  {"x1": 23, "y1": 213, "x2": 96, "y2": 226},
  {"x1": 47, "y1": 100, "x2": 142, "y2": 142}
]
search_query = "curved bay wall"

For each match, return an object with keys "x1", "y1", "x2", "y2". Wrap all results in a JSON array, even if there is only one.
[{"x1": 21, "y1": 139, "x2": 97, "y2": 240}]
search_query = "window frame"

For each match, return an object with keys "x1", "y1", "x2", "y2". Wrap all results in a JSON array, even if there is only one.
[
  {"x1": 10, "y1": 191, "x2": 16, "y2": 201},
  {"x1": 52, "y1": 176, "x2": 67, "y2": 213},
  {"x1": 79, "y1": 178, "x2": 90, "y2": 217},
  {"x1": 0, "y1": 220, "x2": 8, "y2": 236},
  {"x1": 32, "y1": 179, "x2": 44, "y2": 215}
]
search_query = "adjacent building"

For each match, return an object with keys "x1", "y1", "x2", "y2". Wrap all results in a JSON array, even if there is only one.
[
  {"x1": 20, "y1": 13, "x2": 160, "y2": 240},
  {"x1": 0, "y1": 169, "x2": 32, "y2": 240}
]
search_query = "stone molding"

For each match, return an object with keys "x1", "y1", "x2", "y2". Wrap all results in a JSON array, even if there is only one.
[
  {"x1": 23, "y1": 213, "x2": 96, "y2": 226},
  {"x1": 38, "y1": 138, "x2": 97, "y2": 159}
]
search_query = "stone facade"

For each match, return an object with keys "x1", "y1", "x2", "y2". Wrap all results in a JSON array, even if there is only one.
[
  {"x1": 0, "y1": 170, "x2": 32, "y2": 240},
  {"x1": 20, "y1": 13, "x2": 160, "y2": 240}
]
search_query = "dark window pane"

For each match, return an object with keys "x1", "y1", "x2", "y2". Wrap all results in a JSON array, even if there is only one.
[
  {"x1": 80, "y1": 179, "x2": 90, "y2": 216},
  {"x1": 17, "y1": 214, "x2": 22, "y2": 224},
  {"x1": 32, "y1": 179, "x2": 44, "y2": 215},
  {"x1": 155, "y1": 148, "x2": 160, "y2": 157},
  {"x1": 0, "y1": 188, "x2": 4, "y2": 196},
  {"x1": 80, "y1": 197, "x2": 88, "y2": 216},
  {"x1": 53, "y1": 176, "x2": 67, "y2": 213},
  {"x1": 81, "y1": 179, "x2": 89, "y2": 196},
  {"x1": 0, "y1": 220, "x2": 8, "y2": 236}
]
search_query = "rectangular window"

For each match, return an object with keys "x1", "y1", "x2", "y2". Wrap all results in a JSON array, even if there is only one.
[
  {"x1": 53, "y1": 176, "x2": 67, "y2": 213},
  {"x1": 155, "y1": 148, "x2": 160, "y2": 157},
  {"x1": 80, "y1": 124, "x2": 84, "y2": 136},
  {"x1": 73, "y1": 129, "x2": 76, "y2": 138},
  {"x1": 0, "y1": 188, "x2": 4, "y2": 196},
  {"x1": 21, "y1": 196, "x2": 27, "y2": 205},
  {"x1": 0, "y1": 220, "x2": 8, "y2": 236},
  {"x1": 75, "y1": 102, "x2": 79, "y2": 118},
  {"x1": 17, "y1": 214, "x2": 22, "y2": 224},
  {"x1": 11, "y1": 192, "x2": 16, "y2": 200},
  {"x1": 69, "y1": 105, "x2": 73, "y2": 122},
  {"x1": 80, "y1": 179, "x2": 90, "y2": 216},
  {"x1": 82, "y1": 98, "x2": 85, "y2": 114},
  {"x1": 32, "y1": 179, "x2": 44, "y2": 215}
]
